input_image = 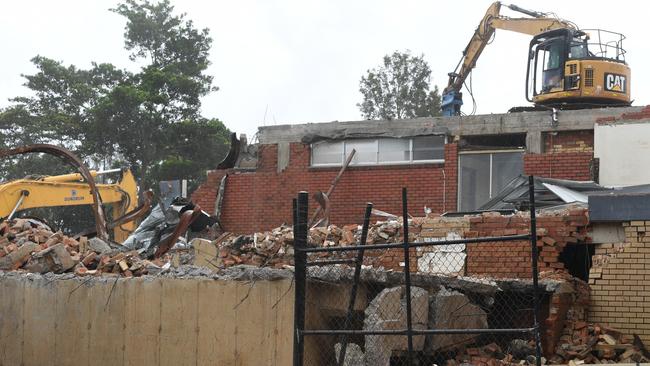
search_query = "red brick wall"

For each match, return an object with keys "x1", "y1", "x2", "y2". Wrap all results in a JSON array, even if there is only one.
[
  {"x1": 193, "y1": 142, "x2": 459, "y2": 233},
  {"x1": 525, "y1": 130, "x2": 595, "y2": 181},
  {"x1": 192, "y1": 132, "x2": 597, "y2": 233},
  {"x1": 524, "y1": 153, "x2": 593, "y2": 181}
]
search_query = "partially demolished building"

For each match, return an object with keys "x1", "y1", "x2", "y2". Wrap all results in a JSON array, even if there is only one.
[
  {"x1": 192, "y1": 105, "x2": 650, "y2": 233},
  {"x1": 2, "y1": 106, "x2": 650, "y2": 365},
  {"x1": 189, "y1": 105, "x2": 650, "y2": 361}
]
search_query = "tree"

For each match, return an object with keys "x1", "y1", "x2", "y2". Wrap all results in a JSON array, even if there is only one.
[
  {"x1": 100, "y1": 0, "x2": 221, "y2": 186},
  {"x1": 358, "y1": 50, "x2": 441, "y2": 120},
  {"x1": 0, "y1": 0, "x2": 231, "y2": 233},
  {"x1": 2, "y1": 0, "x2": 230, "y2": 192}
]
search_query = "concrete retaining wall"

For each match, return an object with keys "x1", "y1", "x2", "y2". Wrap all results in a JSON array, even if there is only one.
[{"x1": 0, "y1": 272, "x2": 294, "y2": 366}]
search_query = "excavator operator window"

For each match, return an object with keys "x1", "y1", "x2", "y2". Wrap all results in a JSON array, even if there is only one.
[{"x1": 539, "y1": 39, "x2": 564, "y2": 92}]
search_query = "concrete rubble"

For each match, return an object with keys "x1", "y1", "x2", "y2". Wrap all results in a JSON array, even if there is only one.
[
  {"x1": 334, "y1": 342, "x2": 365, "y2": 366},
  {"x1": 3, "y1": 211, "x2": 650, "y2": 366},
  {"x1": 0, "y1": 218, "x2": 172, "y2": 277},
  {"x1": 364, "y1": 286, "x2": 428, "y2": 366},
  {"x1": 426, "y1": 288, "x2": 488, "y2": 352}
]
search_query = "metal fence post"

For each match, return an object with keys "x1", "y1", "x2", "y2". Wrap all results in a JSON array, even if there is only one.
[
  {"x1": 402, "y1": 187, "x2": 414, "y2": 365},
  {"x1": 293, "y1": 193, "x2": 308, "y2": 366},
  {"x1": 337, "y1": 203, "x2": 373, "y2": 366},
  {"x1": 528, "y1": 176, "x2": 543, "y2": 366}
]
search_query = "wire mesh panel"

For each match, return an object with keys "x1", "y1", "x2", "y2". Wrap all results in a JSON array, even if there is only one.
[{"x1": 293, "y1": 177, "x2": 543, "y2": 366}]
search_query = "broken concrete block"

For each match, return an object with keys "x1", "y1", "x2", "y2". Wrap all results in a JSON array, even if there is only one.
[
  {"x1": 88, "y1": 237, "x2": 112, "y2": 254},
  {"x1": 191, "y1": 238, "x2": 219, "y2": 269},
  {"x1": 0, "y1": 242, "x2": 39, "y2": 270},
  {"x1": 364, "y1": 286, "x2": 428, "y2": 366},
  {"x1": 425, "y1": 287, "x2": 488, "y2": 353},
  {"x1": 23, "y1": 243, "x2": 77, "y2": 274},
  {"x1": 334, "y1": 342, "x2": 365, "y2": 366}
]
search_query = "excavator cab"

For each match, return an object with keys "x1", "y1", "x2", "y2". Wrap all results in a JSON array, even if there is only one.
[{"x1": 526, "y1": 28, "x2": 631, "y2": 108}]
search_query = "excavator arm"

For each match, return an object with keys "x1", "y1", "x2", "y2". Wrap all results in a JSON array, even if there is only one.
[
  {"x1": 0, "y1": 169, "x2": 139, "y2": 241},
  {"x1": 441, "y1": 2, "x2": 576, "y2": 116}
]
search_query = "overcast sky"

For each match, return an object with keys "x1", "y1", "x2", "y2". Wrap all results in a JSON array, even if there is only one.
[{"x1": 1, "y1": 0, "x2": 647, "y2": 139}]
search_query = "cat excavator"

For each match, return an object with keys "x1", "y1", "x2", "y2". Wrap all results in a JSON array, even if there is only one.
[{"x1": 441, "y1": 2, "x2": 631, "y2": 116}]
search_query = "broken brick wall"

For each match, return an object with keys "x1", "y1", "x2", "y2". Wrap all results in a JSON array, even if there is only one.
[
  {"x1": 193, "y1": 142, "x2": 459, "y2": 234},
  {"x1": 192, "y1": 128, "x2": 599, "y2": 234},
  {"x1": 191, "y1": 169, "x2": 227, "y2": 214},
  {"x1": 466, "y1": 209, "x2": 589, "y2": 278},
  {"x1": 370, "y1": 209, "x2": 589, "y2": 278},
  {"x1": 543, "y1": 130, "x2": 594, "y2": 154},
  {"x1": 588, "y1": 220, "x2": 650, "y2": 344},
  {"x1": 544, "y1": 274, "x2": 590, "y2": 355}
]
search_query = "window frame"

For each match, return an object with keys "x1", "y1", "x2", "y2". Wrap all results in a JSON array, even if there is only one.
[
  {"x1": 310, "y1": 136, "x2": 447, "y2": 167},
  {"x1": 457, "y1": 149, "x2": 525, "y2": 211}
]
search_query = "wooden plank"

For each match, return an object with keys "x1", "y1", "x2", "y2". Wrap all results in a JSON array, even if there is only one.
[
  {"x1": 0, "y1": 276, "x2": 24, "y2": 366},
  {"x1": 22, "y1": 276, "x2": 56, "y2": 366},
  {"x1": 160, "y1": 279, "x2": 198, "y2": 366},
  {"x1": 196, "y1": 280, "x2": 237, "y2": 366},
  {"x1": 124, "y1": 278, "x2": 162, "y2": 366},
  {"x1": 88, "y1": 278, "x2": 126, "y2": 365},
  {"x1": 54, "y1": 278, "x2": 90, "y2": 366}
]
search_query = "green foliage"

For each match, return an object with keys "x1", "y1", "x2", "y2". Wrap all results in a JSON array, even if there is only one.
[
  {"x1": 1, "y1": 0, "x2": 229, "y2": 186},
  {"x1": 0, "y1": 0, "x2": 231, "y2": 234},
  {"x1": 358, "y1": 50, "x2": 442, "y2": 120}
]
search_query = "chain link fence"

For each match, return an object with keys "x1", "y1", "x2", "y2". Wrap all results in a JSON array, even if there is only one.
[{"x1": 293, "y1": 177, "x2": 543, "y2": 366}]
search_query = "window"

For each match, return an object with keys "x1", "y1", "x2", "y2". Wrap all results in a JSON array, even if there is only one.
[
  {"x1": 378, "y1": 138, "x2": 410, "y2": 162},
  {"x1": 569, "y1": 41, "x2": 588, "y2": 59},
  {"x1": 458, "y1": 151, "x2": 524, "y2": 211},
  {"x1": 311, "y1": 141, "x2": 343, "y2": 166},
  {"x1": 311, "y1": 136, "x2": 446, "y2": 166},
  {"x1": 345, "y1": 139, "x2": 377, "y2": 165},
  {"x1": 413, "y1": 135, "x2": 445, "y2": 160}
]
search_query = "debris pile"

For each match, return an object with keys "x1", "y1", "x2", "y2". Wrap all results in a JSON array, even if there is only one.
[
  {"x1": 433, "y1": 323, "x2": 649, "y2": 365},
  {"x1": 0, "y1": 218, "x2": 170, "y2": 277},
  {"x1": 211, "y1": 220, "x2": 408, "y2": 269},
  {"x1": 549, "y1": 324, "x2": 650, "y2": 364},
  {"x1": 449, "y1": 340, "x2": 539, "y2": 366}
]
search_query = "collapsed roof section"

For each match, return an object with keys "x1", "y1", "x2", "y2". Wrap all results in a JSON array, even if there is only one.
[{"x1": 480, "y1": 175, "x2": 650, "y2": 212}]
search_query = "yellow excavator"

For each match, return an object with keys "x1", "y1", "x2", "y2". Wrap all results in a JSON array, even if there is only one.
[
  {"x1": 441, "y1": 2, "x2": 631, "y2": 116},
  {"x1": 0, "y1": 169, "x2": 139, "y2": 242}
]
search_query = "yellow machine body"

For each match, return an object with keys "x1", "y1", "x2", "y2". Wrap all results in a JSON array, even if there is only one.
[
  {"x1": 0, "y1": 169, "x2": 138, "y2": 242},
  {"x1": 532, "y1": 59, "x2": 630, "y2": 106}
]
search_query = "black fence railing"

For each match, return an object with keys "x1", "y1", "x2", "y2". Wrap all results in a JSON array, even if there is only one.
[{"x1": 293, "y1": 176, "x2": 542, "y2": 366}]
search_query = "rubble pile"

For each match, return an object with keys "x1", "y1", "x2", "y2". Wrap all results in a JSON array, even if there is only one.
[
  {"x1": 212, "y1": 220, "x2": 408, "y2": 269},
  {"x1": 0, "y1": 218, "x2": 170, "y2": 277},
  {"x1": 549, "y1": 323, "x2": 650, "y2": 364},
  {"x1": 449, "y1": 340, "x2": 537, "y2": 366},
  {"x1": 443, "y1": 326, "x2": 650, "y2": 365}
]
